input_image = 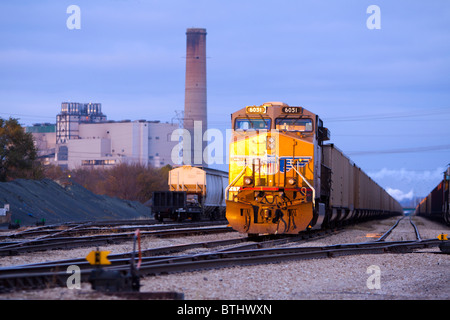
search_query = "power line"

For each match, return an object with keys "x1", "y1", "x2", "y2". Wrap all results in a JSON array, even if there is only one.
[
  {"x1": 0, "y1": 112, "x2": 55, "y2": 120},
  {"x1": 323, "y1": 107, "x2": 450, "y2": 122},
  {"x1": 347, "y1": 144, "x2": 450, "y2": 156}
]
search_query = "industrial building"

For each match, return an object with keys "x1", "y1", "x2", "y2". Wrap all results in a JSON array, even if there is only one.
[
  {"x1": 27, "y1": 102, "x2": 179, "y2": 170},
  {"x1": 27, "y1": 27, "x2": 209, "y2": 170},
  {"x1": 25, "y1": 123, "x2": 56, "y2": 166}
]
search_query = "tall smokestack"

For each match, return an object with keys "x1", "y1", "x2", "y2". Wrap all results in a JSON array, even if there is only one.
[{"x1": 184, "y1": 28, "x2": 207, "y2": 166}]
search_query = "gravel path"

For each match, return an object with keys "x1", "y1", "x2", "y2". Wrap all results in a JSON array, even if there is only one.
[{"x1": 1, "y1": 216, "x2": 449, "y2": 300}]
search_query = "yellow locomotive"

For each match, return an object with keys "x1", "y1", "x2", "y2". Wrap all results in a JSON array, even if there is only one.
[{"x1": 226, "y1": 102, "x2": 402, "y2": 235}]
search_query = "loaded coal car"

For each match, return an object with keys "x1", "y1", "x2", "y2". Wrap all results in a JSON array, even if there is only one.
[
  {"x1": 321, "y1": 144, "x2": 402, "y2": 228},
  {"x1": 152, "y1": 166, "x2": 228, "y2": 222},
  {"x1": 226, "y1": 102, "x2": 403, "y2": 235},
  {"x1": 415, "y1": 165, "x2": 450, "y2": 225}
]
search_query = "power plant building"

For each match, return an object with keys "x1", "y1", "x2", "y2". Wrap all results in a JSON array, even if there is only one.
[
  {"x1": 56, "y1": 102, "x2": 106, "y2": 144},
  {"x1": 28, "y1": 102, "x2": 179, "y2": 170},
  {"x1": 25, "y1": 123, "x2": 57, "y2": 166},
  {"x1": 27, "y1": 27, "x2": 210, "y2": 170}
]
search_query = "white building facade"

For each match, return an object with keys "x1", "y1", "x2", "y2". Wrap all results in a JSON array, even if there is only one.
[
  {"x1": 25, "y1": 123, "x2": 57, "y2": 166},
  {"x1": 52, "y1": 102, "x2": 178, "y2": 170}
]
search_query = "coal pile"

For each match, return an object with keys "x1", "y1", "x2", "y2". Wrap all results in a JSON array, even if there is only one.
[{"x1": 0, "y1": 179, "x2": 151, "y2": 226}]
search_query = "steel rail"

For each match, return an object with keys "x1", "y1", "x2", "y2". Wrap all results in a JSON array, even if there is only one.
[
  {"x1": 0, "y1": 236, "x2": 252, "y2": 275},
  {"x1": 0, "y1": 225, "x2": 234, "y2": 256},
  {"x1": 409, "y1": 216, "x2": 422, "y2": 241},
  {"x1": 0, "y1": 220, "x2": 228, "y2": 240},
  {"x1": 0, "y1": 228, "x2": 339, "y2": 276},
  {"x1": 106, "y1": 239, "x2": 441, "y2": 279},
  {"x1": 375, "y1": 217, "x2": 404, "y2": 242},
  {"x1": 376, "y1": 215, "x2": 423, "y2": 242},
  {"x1": 0, "y1": 238, "x2": 441, "y2": 292}
]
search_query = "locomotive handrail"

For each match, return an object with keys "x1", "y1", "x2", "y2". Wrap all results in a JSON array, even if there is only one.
[
  {"x1": 291, "y1": 165, "x2": 315, "y2": 207},
  {"x1": 225, "y1": 164, "x2": 248, "y2": 201}
]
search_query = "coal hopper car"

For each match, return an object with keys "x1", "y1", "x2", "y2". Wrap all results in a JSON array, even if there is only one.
[{"x1": 415, "y1": 165, "x2": 450, "y2": 225}]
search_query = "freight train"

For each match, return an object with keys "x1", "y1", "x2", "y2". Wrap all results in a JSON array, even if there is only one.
[
  {"x1": 415, "y1": 165, "x2": 450, "y2": 225},
  {"x1": 226, "y1": 102, "x2": 403, "y2": 235},
  {"x1": 152, "y1": 166, "x2": 228, "y2": 221}
]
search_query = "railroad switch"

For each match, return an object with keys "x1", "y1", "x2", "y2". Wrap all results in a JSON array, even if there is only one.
[
  {"x1": 438, "y1": 234, "x2": 450, "y2": 254},
  {"x1": 88, "y1": 268, "x2": 140, "y2": 292},
  {"x1": 437, "y1": 233, "x2": 448, "y2": 241},
  {"x1": 87, "y1": 230, "x2": 142, "y2": 292},
  {"x1": 439, "y1": 241, "x2": 450, "y2": 254}
]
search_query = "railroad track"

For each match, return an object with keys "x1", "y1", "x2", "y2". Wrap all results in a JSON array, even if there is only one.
[
  {"x1": 375, "y1": 216, "x2": 422, "y2": 242},
  {"x1": 0, "y1": 237, "x2": 441, "y2": 292},
  {"x1": 0, "y1": 223, "x2": 232, "y2": 256},
  {"x1": 0, "y1": 218, "x2": 443, "y2": 292},
  {"x1": 0, "y1": 227, "x2": 337, "y2": 287},
  {"x1": 0, "y1": 220, "x2": 227, "y2": 240}
]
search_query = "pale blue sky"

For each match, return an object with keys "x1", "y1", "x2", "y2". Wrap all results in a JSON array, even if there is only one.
[{"x1": 1, "y1": 0, "x2": 449, "y2": 199}]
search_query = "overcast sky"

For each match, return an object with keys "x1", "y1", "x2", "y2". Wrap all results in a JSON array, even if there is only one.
[{"x1": 1, "y1": 0, "x2": 449, "y2": 200}]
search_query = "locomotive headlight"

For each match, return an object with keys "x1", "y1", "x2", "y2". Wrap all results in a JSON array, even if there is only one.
[
  {"x1": 243, "y1": 176, "x2": 253, "y2": 186},
  {"x1": 287, "y1": 177, "x2": 296, "y2": 185}
]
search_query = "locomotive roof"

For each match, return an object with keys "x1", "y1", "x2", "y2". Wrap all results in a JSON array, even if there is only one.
[{"x1": 231, "y1": 102, "x2": 317, "y2": 120}]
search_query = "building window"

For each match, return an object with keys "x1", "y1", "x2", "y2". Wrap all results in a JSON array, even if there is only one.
[
  {"x1": 58, "y1": 146, "x2": 68, "y2": 161},
  {"x1": 81, "y1": 159, "x2": 116, "y2": 166}
]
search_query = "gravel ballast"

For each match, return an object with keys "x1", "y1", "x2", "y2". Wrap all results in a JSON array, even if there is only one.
[{"x1": 1, "y1": 216, "x2": 449, "y2": 300}]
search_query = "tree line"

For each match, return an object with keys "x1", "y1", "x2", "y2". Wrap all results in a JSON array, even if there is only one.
[
  {"x1": 0, "y1": 117, "x2": 170, "y2": 203},
  {"x1": 43, "y1": 163, "x2": 171, "y2": 203}
]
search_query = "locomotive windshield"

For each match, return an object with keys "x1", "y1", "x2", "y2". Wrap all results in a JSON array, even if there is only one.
[
  {"x1": 275, "y1": 118, "x2": 313, "y2": 132},
  {"x1": 235, "y1": 118, "x2": 271, "y2": 131}
]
